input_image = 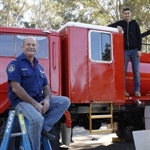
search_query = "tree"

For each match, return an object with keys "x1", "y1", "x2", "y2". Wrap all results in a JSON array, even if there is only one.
[
  {"x1": 0, "y1": 0, "x2": 149, "y2": 31},
  {"x1": 0, "y1": 0, "x2": 30, "y2": 27},
  {"x1": 124, "y1": 0, "x2": 150, "y2": 30},
  {"x1": 27, "y1": 0, "x2": 64, "y2": 29},
  {"x1": 59, "y1": 0, "x2": 149, "y2": 31}
]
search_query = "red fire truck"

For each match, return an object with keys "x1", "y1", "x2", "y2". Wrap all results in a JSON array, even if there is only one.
[{"x1": 0, "y1": 22, "x2": 150, "y2": 148}]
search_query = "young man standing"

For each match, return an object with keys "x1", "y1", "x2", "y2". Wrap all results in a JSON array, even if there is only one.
[{"x1": 108, "y1": 6, "x2": 142, "y2": 96}]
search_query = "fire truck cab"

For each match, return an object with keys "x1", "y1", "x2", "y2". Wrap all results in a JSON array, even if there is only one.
[{"x1": 58, "y1": 22, "x2": 150, "y2": 141}]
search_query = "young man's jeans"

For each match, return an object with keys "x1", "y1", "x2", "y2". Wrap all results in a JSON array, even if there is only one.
[
  {"x1": 15, "y1": 96, "x2": 70, "y2": 150},
  {"x1": 124, "y1": 49, "x2": 140, "y2": 92}
]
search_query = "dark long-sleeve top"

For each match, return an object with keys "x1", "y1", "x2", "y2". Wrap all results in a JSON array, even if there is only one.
[{"x1": 108, "y1": 20, "x2": 142, "y2": 51}]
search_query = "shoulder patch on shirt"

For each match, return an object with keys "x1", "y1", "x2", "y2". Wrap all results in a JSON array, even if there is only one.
[{"x1": 8, "y1": 64, "x2": 15, "y2": 73}]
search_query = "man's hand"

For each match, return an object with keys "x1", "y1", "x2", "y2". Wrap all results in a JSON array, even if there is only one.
[
  {"x1": 40, "y1": 99, "x2": 50, "y2": 114},
  {"x1": 137, "y1": 51, "x2": 141, "y2": 58},
  {"x1": 33, "y1": 101, "x2": 44, "y2": 114},
  {"x1": 10, "y1": 81, "x2": 44, "y2": 114},
  {"x1": 117, "y1": 26, "x2": 123, "y2": 33}
]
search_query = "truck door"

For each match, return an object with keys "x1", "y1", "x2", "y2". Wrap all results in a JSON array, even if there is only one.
[{"x1": 88, "y1": 30, "x2": 115, "y2": 101}]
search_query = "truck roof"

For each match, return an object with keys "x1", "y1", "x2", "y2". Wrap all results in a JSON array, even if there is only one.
[
  {"x1": 0, "y1": 26, "x2": 59, "y2": 36},
  {"x1": 57, "y1": 21, "x2": 119, "y2": 33}
]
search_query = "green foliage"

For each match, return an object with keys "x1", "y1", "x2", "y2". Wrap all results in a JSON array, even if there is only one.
[
  {"x1": 0, "y1": 0, "x2": 30, "y2": 26},
  {"x1": 0, "y1": 0, "x2": 149, "y2": 32},
  {"x1": 123, "y1": 0, "x2": 150, "y2": 30}
]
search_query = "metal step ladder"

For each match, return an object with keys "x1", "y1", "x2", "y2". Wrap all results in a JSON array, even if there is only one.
[
  {"x1": 0, "y1": 110, "x2": 52, "y2": 150},
  {"x1": 89, "y1": 103, "x2": 113, "y2": 134}
]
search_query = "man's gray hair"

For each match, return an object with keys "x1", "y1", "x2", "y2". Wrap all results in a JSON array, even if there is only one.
[{"x1": 22, "y1": 36, "x2": 39, "y2": 47}]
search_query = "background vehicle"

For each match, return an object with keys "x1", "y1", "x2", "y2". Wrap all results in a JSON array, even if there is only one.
[{"x1": 0, "y1": 22, "x2": 150, "y2": 148}]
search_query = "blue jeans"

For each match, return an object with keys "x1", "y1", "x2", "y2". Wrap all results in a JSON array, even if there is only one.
[
  {"x1": 124, "y1": 49, "x2": 140, "y2": 92},
  {"x1": 15, "y1": 96, "x2": 70, "y2": 150}
]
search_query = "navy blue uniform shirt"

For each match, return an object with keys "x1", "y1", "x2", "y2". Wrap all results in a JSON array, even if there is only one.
[{"x1": 6, "y1": 53, "x2": 48, "y2": 107}]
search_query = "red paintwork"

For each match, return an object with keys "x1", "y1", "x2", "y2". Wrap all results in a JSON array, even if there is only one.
[
  {"x1": 126, "y1": 53, "x2": 150, "y2": 96},
  {"x1": 49, "y1": 35, "x2": 62, "y2": 95},
  {"x1": 59, "y1": 24, "x2": 150, "y2": 104},
  {"x1": 0, "y1": 27, "x2": 62, "y2": 113},
  {"x1": 0, "y1": 23, "x2": 150, "y2": 115},
  {"x1": 60, "y1": 27, "x2": 89, "y2": 103},
  {"x1": 64, "y1": 110, "x2": 72, "y2": 128},
  {"x1": 60, "y1": 27, "x2": 125, "y2": 104},
  {"x1": 0, "y1": 26, "x2": 58, "y2": 36}
]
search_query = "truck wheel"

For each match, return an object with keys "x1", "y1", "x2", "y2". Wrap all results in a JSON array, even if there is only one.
[
  {"x1": 116, "y1": 122, "x2": 125, "y2": 139},
  {"x1": 116, "y1": 122, "x2": 134, "y2": 142},
  {"x1": 124, "y1": 125, "x2": 134, "y2": 142}
]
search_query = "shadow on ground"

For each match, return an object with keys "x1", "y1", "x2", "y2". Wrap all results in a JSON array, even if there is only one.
[
  {"x1": 61, "y1": 142, "x2": 136, "y2": 150},
  {"x1": 63, "y1": 127, "x2": 137, "y2": 150},
  {"x1": 78, "y1": 142, "x2": 136, "y2": 150}
]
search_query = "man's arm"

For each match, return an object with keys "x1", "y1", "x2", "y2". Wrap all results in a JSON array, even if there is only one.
[
  {"x1": 135, "y1": 22, "x2": 142, "y2": 57},
  {"x1": 11, "y1": 81, "x2": 43, "y2": 113},
  {"x1": 41, "y1": 85, "x2": 51, "y2": 113},
  {"x1": 108, "y1": 22, "x2": 123, "y2": 33},
  {"x1": 43, "y1": 85, "x2": 51, "y2": 100},
  {"x1": 108, "y1": 22, "x2": 119, "y2": 28}
]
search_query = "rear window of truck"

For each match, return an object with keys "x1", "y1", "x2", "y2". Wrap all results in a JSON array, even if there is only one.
[{"x1": 89, "y1": 31, "x2": 112, "y2": 62}]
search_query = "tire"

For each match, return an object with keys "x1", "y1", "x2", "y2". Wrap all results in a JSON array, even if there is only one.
[
  {"x1": 116, "y1": 122, "x2": 134, "y2": 142},
  {"x1": 116, "y1": 122, "x2": 125, "y2": 139},
  {"x1": 124, "y1": 126, "x2": 135, "y2": 142}
]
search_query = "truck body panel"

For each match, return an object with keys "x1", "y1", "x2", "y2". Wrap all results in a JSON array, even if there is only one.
[{"x1": 127, "y1": 53, "x2": 150, "y2": 95}]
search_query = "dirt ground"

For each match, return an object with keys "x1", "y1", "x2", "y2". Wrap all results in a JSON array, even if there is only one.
[{"x1": 60, "y1": 127, "x2": 136, "y2": 150}]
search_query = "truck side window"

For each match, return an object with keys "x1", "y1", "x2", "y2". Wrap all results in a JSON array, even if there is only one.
[
  {"x1": 16, "y1": 35, "x2": 48, "y2": 58},
  {"x1": 89, "y1": 31, "x2": 112, "y2": 62},
  {"x1": 0, "y1": 35, "x2": 15, "y2": 57}
]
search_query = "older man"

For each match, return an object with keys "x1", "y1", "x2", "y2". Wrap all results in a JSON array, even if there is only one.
[{"x1": 6, "y1": 36, "x2": 70, "y2": 150}]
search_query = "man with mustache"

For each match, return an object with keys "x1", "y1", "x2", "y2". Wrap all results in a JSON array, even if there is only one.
[{"x1": 6, "y1": 36, "x2": 70, "y2": 150}]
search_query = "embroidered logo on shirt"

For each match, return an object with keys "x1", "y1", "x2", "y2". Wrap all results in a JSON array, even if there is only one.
[
  {"x1": 8, "y1": 64, "x2": 15, "y2": 73},
  {"x1": 21, "y1": 68, "x2": 28, "y2": 71}
]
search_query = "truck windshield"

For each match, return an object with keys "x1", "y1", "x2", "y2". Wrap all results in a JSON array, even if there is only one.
[
  {"x1": 0, "y1": 34, "x2": 48, "y2": 58},
  {"x1": 89, "y1": 31, "x2": 112, "y2": 63}
]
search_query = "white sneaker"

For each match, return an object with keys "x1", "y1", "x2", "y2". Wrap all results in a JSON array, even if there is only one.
[{"x1": 134, "y1": 91, "x2": 141, "y2": 96}]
